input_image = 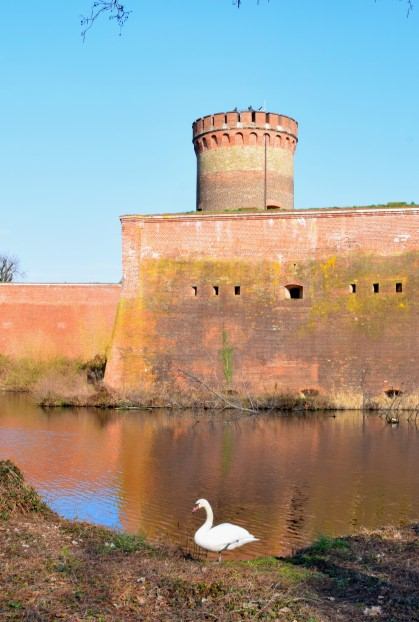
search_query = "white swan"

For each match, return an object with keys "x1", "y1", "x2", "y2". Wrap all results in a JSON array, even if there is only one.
[{"x1": 192, "y1": 498, "x2": 258, "y2": 561}]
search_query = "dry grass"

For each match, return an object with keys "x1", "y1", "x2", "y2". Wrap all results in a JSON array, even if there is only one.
[
  {"x1": 0, "y1": 460, "x2": 51, "y2": 519},
  {"x1": 329, "y1": 390, "x2": 419, "y2": 412},
  {"x1": 328, "y1": 391, "x2": 365, "y2": 410},
  {"x1": 0, "y1": 355, "x2": 91, "y2": 393},
  {"x1": 37, "y1": 381, "x2": 419, "y2": 413},
  {"x1": 0, "y1": 355, "x2": 45, "y2": 392},
  {"x1": 0, "y1": 354, "x2": 113, "y2": 407},
  {"x1": 33, "y1": 368, "x2": 96, "y2": 406},
  {"x1": 2, "y1": 354, "x2": 418, "y2": 413},
  {"x1": 0, "y1": 459, "x2": 418, "y2": 621}
]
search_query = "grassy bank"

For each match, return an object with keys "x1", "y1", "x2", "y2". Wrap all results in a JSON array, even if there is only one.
[
  {"x1": 1, "y1": 354, "x2": 419, "y2": 413},
  {"x1": 0, "y1": 354, "x2": 105, "y2": 394},
  {"x1": 0, "y1": 460, "x2": 418, "y2": 621},
  {"x1": 33, "y1": 383, "x2": 419, "y2": 415}
]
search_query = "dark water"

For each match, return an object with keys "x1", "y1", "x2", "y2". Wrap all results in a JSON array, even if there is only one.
[{"x1": 0, "y1": 394, "x2": 418, "y2": 559}]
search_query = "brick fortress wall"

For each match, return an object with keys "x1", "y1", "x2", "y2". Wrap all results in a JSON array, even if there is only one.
[
  {"x1": 0, "y1": 284, "x2": 120, "y2": 360},
  {"x1": 105, "y1": 207, "x2": 419, "y2": 397},
  {"x1": 193, "y1": 111, "x2": 298, "y2": 212}
]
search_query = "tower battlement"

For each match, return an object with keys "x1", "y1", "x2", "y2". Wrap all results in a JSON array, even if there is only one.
[
  {"x1": 192, "y1": 110, "x2": 298, "y2": 213},
  {"x1": 192, "y1": 110, "x2": 298, "y2": 141}
]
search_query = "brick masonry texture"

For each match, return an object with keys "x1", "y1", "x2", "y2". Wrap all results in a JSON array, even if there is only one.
[
  {"x1": 1, "y1": 108, "x2": 418, "y2": 400},
  {"x1": 193, "y1": 110, "x2": 298, "y2": 212},
  {"x1": 0, "y1": 284, "x2": 120, "y2": 360},
  {"x1": 105, "y1": 207, "x2": 419, "y2": 396}
]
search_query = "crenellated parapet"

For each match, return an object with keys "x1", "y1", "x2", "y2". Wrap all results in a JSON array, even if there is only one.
[
  {"x1": 192, "y1": 110, "x2": 298, "y2": 212},
  {"x1": 193, "y1": 111, "x2": 298, "y2": 154}
]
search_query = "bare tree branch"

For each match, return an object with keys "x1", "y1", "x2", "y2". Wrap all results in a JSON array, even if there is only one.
[
  {"x1": 81, "y1": 1, "x2": 414, "y2": 38},
  {"x1": 374, "y1": 0, "x2": 413, "y2": 16},
  {"x1": 235, "y1": 0, "x2": 414, "y2": 11},
  {"x1": 81, "y1": 1, "x2": 131, "y2": 41},
  {"x1": 0, "y1": 255, "x2": 22, "y2": 283},
  {"x1": 234, "y1": 1, "x2": 269, "y2": 7},
  {"x1": 177, "y1": 369, "x2": 258, "y2": 414}
]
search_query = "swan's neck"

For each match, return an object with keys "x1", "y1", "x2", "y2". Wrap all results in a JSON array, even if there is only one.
[{"x1": 200, "y1": 503, "x2": 214, "y2": 531}]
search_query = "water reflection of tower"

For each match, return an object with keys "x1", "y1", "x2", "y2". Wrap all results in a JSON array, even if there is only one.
[
  {"x1": 117, "y1": 415, "x2": 159, "y2": 534},
  {"x1": 116, "y1": 413, "x2": 319, "y2": 555},
  {"x1": 117, "y1": 414, "x2": 218, "y2": 537}
]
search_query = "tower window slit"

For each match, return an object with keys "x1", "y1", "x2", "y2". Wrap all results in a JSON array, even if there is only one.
[
  {"x1": 192, "y1": 286, "x2": 198, "y2": 296},
  {"x1": 373, "y1": 283, "x2": 379, "y2": 293},
  {"x1": 396, "y1": 282, "x2": 403, "y2": 293},
  {"x1": 213, "y1": 286, "x2": 219, "y2": 296},
  {"x1": 350, "y1": 283, "x2": 357, "y2": 293},
  {"x1": 235, "y1": 286, "x2": 241, "y2": 296}
]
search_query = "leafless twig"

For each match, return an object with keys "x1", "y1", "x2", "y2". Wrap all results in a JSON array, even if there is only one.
[
  {"x1": 81, "y1": 1, "x2": 131, "y2": 40},
  {"x1": 81, "y1": 1, "x2": 414, "y2": 39},
  {"x1": 178, "y1": 369, "x2": 258, "y2": 414},
  {"x1": 0, "y1": 254, "x2": 22, "y2": 283},
  {"x1": 374, "y1": 0, "x2": 414, "y2": 16}
]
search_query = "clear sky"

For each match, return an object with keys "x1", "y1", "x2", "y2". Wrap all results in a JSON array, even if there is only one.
[{"x1": 0, "y1": 1, "x2": 418, "y2": 282}]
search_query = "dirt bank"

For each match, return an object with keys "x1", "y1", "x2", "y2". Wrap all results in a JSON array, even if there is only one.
[{"x1": 0, "y1": 460, "x2": 418, "y2": 621}]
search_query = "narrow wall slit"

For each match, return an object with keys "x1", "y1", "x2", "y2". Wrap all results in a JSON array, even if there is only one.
[
  {"x1": 373, "y1": 283, "x2": 379, "y2": 293},
  {"x1": 213, "y1": 286, "x2": 219, "y2": 296},
  {"x1": 396, "y1": 282, "x2": 403, "y2": 293},
  {"x1": 350, "y1": 283, "x2": 357, "y2": 293},
  {"x1": 192, "y1": 286, "x2": 197, "y2": 296},
  {"x1": 235, "y1": 286, "x2": 241, "y2": 296}
]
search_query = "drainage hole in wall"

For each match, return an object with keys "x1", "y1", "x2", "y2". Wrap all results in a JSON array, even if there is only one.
[
  {"x1": 285, "y1": 285, "x2": 303, "y2": 299},
  {"x1": 385, "y1": 389, "x2": 403, "y2": 398}
]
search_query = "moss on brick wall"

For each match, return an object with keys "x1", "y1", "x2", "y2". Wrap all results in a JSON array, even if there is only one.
[{"x1": 106, "y1": 251, "x2": 419, "y2": 396}]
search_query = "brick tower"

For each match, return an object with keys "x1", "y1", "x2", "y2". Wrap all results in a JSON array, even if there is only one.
[{"x1": 192, "y1": 109, "x2": 298, "y2": 213}]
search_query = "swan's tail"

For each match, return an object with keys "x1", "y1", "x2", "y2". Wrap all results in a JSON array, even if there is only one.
[
  {"x1": 244, "y1": 533, "x2": 259, "y2": 541},
  {"x1": 227, "y1": 535, "x2": 259, "y2": 550}
]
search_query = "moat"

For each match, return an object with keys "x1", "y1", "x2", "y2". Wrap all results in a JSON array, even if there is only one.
[{"x1": 0, "y1": 393, "x2": 418, "y2": 559}]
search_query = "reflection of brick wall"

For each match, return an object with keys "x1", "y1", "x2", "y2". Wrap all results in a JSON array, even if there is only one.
[
  {"x1": 105, "y1": 207, "x2": 419, "y2": 396},
  {"x1": 0, "y1": 284, "x2": 120, "y2": 360},
  {"x1": 193, "y1": 111, "x2": 298, "y2": 212}
]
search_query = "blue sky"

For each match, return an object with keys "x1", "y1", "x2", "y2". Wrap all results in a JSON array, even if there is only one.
[{"x1": 0, "y1": 0, "x2": 418, "y2": 282}]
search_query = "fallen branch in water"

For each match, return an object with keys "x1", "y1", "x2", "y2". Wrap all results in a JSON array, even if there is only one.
[{"x1": 177, "y1": 369, "x2": 258, "y2": 414}]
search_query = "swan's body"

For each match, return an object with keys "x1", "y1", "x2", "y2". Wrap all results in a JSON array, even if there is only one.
[{"x1": 192, "y1": 499, "x2": 258, "y2": 560}]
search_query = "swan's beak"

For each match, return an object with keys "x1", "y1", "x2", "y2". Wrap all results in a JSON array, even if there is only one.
[{"x1": 192, "y1": 504, "x2": 199, "y2": 513}]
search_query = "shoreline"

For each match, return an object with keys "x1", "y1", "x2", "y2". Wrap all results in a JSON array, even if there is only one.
[
  {"x1": 1, "y1": 354, "x2": 419, "y2": 414},
  {"x1": 3, "y1": 386, "x2": 419, "y2": 417},
  {"x1": 1, "y1": 460, "x2": 418, "y2": 621}
]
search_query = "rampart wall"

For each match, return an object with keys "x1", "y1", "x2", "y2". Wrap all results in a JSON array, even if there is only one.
[
  {"x1": 105, "y1": 207, "x2": 419, "y2": 397},
  {"x1": 0, "y1": 284, "x2": 120, "y2": 360}
]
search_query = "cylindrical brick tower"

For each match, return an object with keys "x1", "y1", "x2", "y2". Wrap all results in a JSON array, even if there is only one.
[{"x1": 192, "y1": 110, "x2": 298, "y2": 213}]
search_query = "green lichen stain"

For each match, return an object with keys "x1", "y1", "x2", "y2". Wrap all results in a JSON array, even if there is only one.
[
  {"x1": 299, "y1": 251, "x2": 419, "y2": 339},
  {"x1": 220, "y1": 330, "x2": 234, "y2": 385},
  {"x1": 107, "y1": 250, "x2": 419, "y2": 393}
]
